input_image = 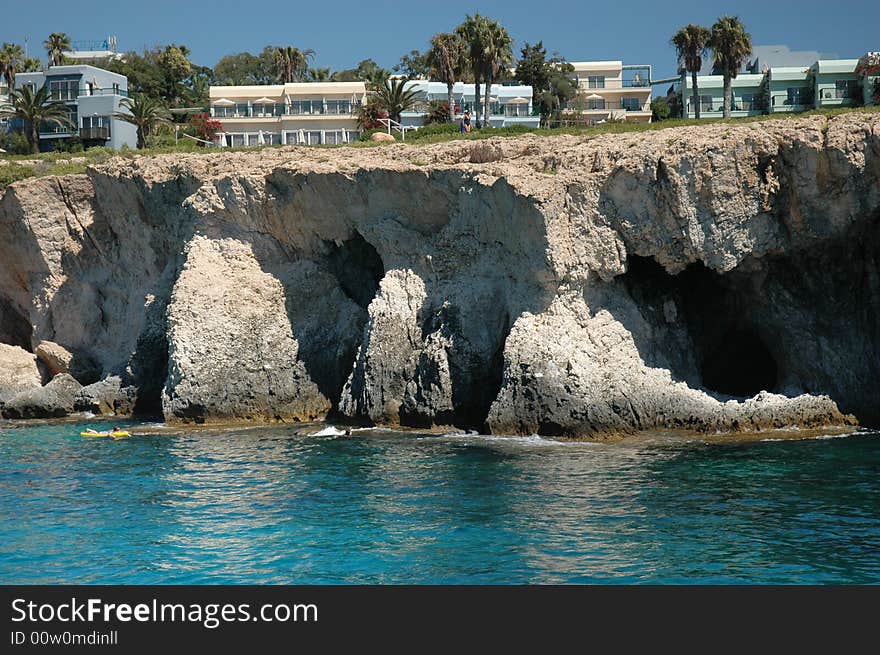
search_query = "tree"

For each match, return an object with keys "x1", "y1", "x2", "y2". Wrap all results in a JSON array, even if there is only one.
[
  {"x1": 0, "y1": 43, "x2": 24, "y2": 92},
  {"x1": 671, "y1": 24, "x2": 711, "y2": 119},
  {"x1": 274, "y1": 46, "x2": 315, "y2": 83},
  {"x1": 426, "y1": 32, "x2": 467, "y2": 122},
  {"x1": 456, "y1": 14, "x2": 491, "y2": 128},
  {"x1": 708, "y1": 16, "x2": 752, "y2": 118},
  {"x1": 114, "y1": 94, "x2": 171, "y2": 149},
  {"x1": 44, "y1": 33, "x2": 71, "y2": 67},
  {"x1": 0, "y1": 86, "x2": 73, "y2": 153},
  {"x1": 374, "y1": 77, "x2": 421, "y2": 123},
  {"x1": 214, "y1": 48, "x2": 276, "y2": 85},
  {"x1": 516, "y1": 44, "x2": 575, "y2": 127},
  {"x1": 22, "y1": 57, "x2": 43, "y2": 72},
  {"x1": 157, "y1": 45, "x2": 193, "y2": 107},
  {"x1": 186, "y1": 66, "x2": 214, "y2": 107},
  {"x1": 394, "y1": 50, "x2": 429, "y2": 78},
  {"x1": 307, "y1": 67, "x2": 332, "y2": 82},
  {"x1": 651, "y1": 96, "x2": 671, "y2": 121},
  {"x1": 480, "y1": 20, "x2": 514, "y2": 128}
]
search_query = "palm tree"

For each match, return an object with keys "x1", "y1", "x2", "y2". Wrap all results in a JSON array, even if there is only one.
[
  {"x1": 44, "y1": 33, "x2": 71, "y2": 67},
  {"x1": 113, "y1": 94, "x2": 171, "y2": 149},
  {"x1": 426, "y1": 32, "x2": 467, "y2": 123},
  {"x1": 374, "y1": 78, "x2": 421, "y2": 123},
  {"x1": 307, "y1": 67, "x2": 332, "y2": 82},
  {"x1": 708, "y1": 16, "x2": 752, "y2": 118},
  {"x1": 274, "y1": 46, "x2": 315, "y2": 83},
  {"x1": 0, "y1": 86, "x2": 73, "y2": 153},
  {"x1": 0, "y1": 43, "x2": 24, "y2": 93},
  {"x1": 671, "y1": 24, "x2": 711, "y2": 119},
  {"x1": 480, "y1": 20, "x2": 514, "y2": 128},
  {"x1": 456, "y1": 14, "x2": 491, "y2": 128}
]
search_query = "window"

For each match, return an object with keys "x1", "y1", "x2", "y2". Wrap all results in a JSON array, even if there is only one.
[
  {"x1": 306, "y1": 131, "x2": 322, "y2": 145},
  {"x1": 690, "y1": 95, "x2": 713, "y2": 112},
  {"x1": 289, "y1": 99, "x2": 323, "y2": 115},
  {"x1": 587, "y1": 75, "x2": 605, "y2": 89},
  {"x1": 324, "y1": 130, "x2": 341, "y2": 145},
  {"x1": 504, "y1": 104, "x2": 529, "y2": 117},
  {"x1": 346, "y1": 130, "x2": 360, "y2": 142},
  {"x1": 587, "y1": 98, "x2": 606, "y2": 110},
  {"x1": 621, "y1": 97, "x2": 641, "y2": 111},
  {"x1": 252, "y1": 103, "x2": 277, "y2": 117},
  {"x1": 231, "y1": 134, "x2": 246, "y2": 146},
  {"x1": 738, "y1": 93, "x2": 756, "y2": 110},
  {"x1": 285, "y1": 132, "x2": 301, "y2": 145},
  {"x1": 786, "y1": 87, "x2": 805, "y2": 106},
  {"x1": 49, "y1": 79, "x2": 79, "y2": 101},
  {"x1": 835, "y1": 80, "x2": 859, "y2": 99},
  {"x1": 81, "y1": 115, "x2": 110, "y2": 129},
  {"x1": 325, "y1": 100, "x2": 352, "y2": 115},
  {"x1": 112, "y1": 83, "x2": 120, "y2": 95}
]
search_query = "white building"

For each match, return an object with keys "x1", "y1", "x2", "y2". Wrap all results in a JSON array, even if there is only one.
[
  {"x1": 566, "y1": 61, "x2": 653, "y2": 124},
  {"x1": 209, "y1": 82, "x2": 366, "y2": 146},
  {"x1": 399, "y1": 80, "x2": 540, "y2": 128}
]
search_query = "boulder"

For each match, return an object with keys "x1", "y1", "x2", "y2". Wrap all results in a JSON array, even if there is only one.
[
  {"x1": 74, "y1": 376, "x2": 137, "y2": 416},
  {"x1": 35, "y1": 340, "x2": 101, "y2": 385},
  {"x1": 370, "y1": 132, "x2": 395, "y2": 142},
  {"x1": 0, "y1": 344, "x2": 42, "y2": 407},
  {"x1": 2, "y1": 373, "x2": 83, "y2": 419}
]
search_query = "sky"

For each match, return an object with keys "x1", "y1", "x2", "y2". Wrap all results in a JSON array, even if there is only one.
[{"x1": 2, "y1": 0, "x2": 877, "y2": 88}]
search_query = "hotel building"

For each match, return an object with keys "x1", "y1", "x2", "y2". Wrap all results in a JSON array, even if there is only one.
[
  {"x1": 209, "y1": 82, "x2": 367, "y2": 146},
  {"x1": 399, "y1": 80, "x2": 540, "y2": 128},
  {"x1": 566, "y1": 61, "x2": 653, "y2": 124},
  {"x1": 9, "y1": 64, "x2": 136, "y2": 150}
]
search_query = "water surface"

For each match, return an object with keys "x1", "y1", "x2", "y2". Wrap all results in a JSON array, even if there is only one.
[{"x1": 1, "y1": 421, "x2": 878, "y2": 583}]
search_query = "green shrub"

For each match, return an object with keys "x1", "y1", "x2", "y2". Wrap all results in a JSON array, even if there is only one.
[
  {"x1": 405, "y1": 123, "x2": 460, "y2": 140},
  {"x1": 0, "y1": 131, "x2": 32, "y2": 155},
  {"x1": 359, "y1": 127, "x2": 386, "y2": 142},
  {"x1": 0, "y1": 163, "x2": 36, "y2": 189}
]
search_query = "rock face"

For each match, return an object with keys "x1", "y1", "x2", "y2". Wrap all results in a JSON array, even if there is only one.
[
  {"x1": 0, "y1": 112, "x2": 877, "y2": 436},
  {"x1": 2, "y1": 373, "x2": 82, "y2": 419},
  {"x1": 0, "y1": 344, "x2": 42, "y2": 407},
  {"x1": 35, "y1": 340, "x2": 101, "y2": 384}
]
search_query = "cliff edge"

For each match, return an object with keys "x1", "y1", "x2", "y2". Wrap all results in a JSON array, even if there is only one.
[{"x1": 1, "y1": 112, "x2": 877, "y2": 437}]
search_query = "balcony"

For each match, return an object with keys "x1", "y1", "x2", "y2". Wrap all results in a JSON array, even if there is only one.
[
  {"x1": 80, "y1": 126, "x2": 110, "y2": 141},
  {"x1": 48, "y1": 86, "x2": 127, "y2": 102}
]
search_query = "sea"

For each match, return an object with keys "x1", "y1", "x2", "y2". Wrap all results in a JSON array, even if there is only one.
[{"x1": 1, "y1": 420, "x2": 878, "y2": 584}]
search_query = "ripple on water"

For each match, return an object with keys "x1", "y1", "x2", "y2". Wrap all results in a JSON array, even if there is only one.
[{"x1": 0, "y1": 422, "x2": 878, "y2": 583}]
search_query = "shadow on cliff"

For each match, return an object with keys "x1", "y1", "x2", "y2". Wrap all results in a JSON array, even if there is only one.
[
  {"x1": 256, "y1": 169, "x2": 557, "y2": 431},
  {"x1": 606, "y1": 214, "x2": 880, "y2": 426},
  {"x1": 1, "y1": 170, "x2": 203, "y2": 417}
]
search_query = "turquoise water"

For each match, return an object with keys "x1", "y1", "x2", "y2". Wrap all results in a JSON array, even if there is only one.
[{"x1": 1, "y1": 421, "x2": 879, "y2": 584}]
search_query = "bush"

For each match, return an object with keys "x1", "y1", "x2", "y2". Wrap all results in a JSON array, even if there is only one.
[
  {"x1": 359, "y1": 127, "x2": 386, "y2": 142},
  {"x1": 0, "y1": 163, "x2": 36, "y2": 189},
  {"x1": 0, "y1": 131, "x2": 32, "y2": 155},
  {"x1": 426, "y1": 100, "x2": 451, "y2": 125},
  {"x1": 405, "y1": 123, "x2": 460, "y2": 140}
]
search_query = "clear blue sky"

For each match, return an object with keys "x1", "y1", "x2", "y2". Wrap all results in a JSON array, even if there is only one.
[{"x1": 2, "y1": 0, "x2": 877, "y2": 84}]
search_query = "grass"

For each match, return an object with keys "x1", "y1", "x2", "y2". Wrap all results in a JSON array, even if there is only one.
[{"x1": 1, "y1": 105, "x2": 877, "y2": 189}]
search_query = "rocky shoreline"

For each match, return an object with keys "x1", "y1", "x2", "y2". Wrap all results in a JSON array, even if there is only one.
[{"x1": 1, "y1": 112, "x2": 877, "y2": 438}]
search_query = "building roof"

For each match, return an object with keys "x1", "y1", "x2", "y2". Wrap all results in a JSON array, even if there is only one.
[
  {"x1": 813, "y1": 59, "x2": 859, "y2": 74},
  {"x1": 569, "y1": 61, "x2": 623, "y2": 73},
  {"x1": 210, "y1": 82, "x2": 367, "y2": 100},
  {"x1": 697, "y1": 44, "x2": 838, "y2": 75},
  {"x1": 768, "y1": 67, "x2": 810, "y2": 82},
  {"x1": 683, "y1": 73, "x2": 765, "y2": 90},
  {"x1": 402, "y1": 80, "x2": 533, "y2": 98}
]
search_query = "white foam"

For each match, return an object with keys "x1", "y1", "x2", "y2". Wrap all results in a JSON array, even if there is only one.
[{"x1": 312, "y1": 426, "x2": 346, "y2": 436}]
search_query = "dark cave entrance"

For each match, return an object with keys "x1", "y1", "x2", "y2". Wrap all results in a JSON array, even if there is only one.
[
  {"x1": 325, "y1": 231, "x2": 385, "y2": 309},
  {"x1": 700, "y1": 328, "x2": 778, "y2": 397},
  {"x1": 623, "y1": 255, "x2": 781, "y2": 398}
]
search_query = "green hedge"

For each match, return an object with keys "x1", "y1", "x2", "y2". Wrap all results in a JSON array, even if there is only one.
[{"x1": 0, "y1": 163, "x2": 36, "y2": 189}]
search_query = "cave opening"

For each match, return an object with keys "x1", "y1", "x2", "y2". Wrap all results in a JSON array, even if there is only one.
[
  {"x1": 0, "y1": 296, "x2": 33, "y2": 351},
  {"x1": 622, "y1": 255, "x2": 781, "y2": 399},
  {"x1": 325, "y1": 231, "x2": 385, "y2": 309},
  {"x1": 700, "y1": 327, "x2": 778, "y2": 397}
]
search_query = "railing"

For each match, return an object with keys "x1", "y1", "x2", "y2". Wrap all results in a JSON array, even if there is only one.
[
  {"x1": 80, "y1": 126, "x2": 110, "y2": 140},
  {"x1": 49, "y1": 86, "x2": 127, "y2": 101},
  {"x1": 377, "y1": 117, "x2": 418, "y2": 141},
  {"x1": 211, "y1": 102, "x2": 358, "y2": 118}
]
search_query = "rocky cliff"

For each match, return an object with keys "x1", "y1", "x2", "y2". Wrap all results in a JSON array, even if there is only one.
[{"x1": 1, "y1": 112, "x2": 877, "y2": 437}]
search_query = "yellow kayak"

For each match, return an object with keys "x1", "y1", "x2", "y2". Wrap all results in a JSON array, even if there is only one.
[{"x1": 81, "y1": 430, "x2": 131, "y2": 438}]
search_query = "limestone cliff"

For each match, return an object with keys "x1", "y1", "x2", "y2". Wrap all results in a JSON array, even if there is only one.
[{"x1": 1, "y1": 112, "x2": 877, "y2": 437}]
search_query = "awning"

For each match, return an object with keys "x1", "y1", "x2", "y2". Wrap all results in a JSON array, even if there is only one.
[
  {"x1": 212, "y1": 98, "x2": 235, "y2": 105},
  {"x1": 586, "y1": 93, "x2": 604, "y2": 100},
  {"x1": 253, "y1": 97, "x2": 277, "y2": 104},
  {"x1": 507, "y1": 96, "x2": 529, "y2": 104}
]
